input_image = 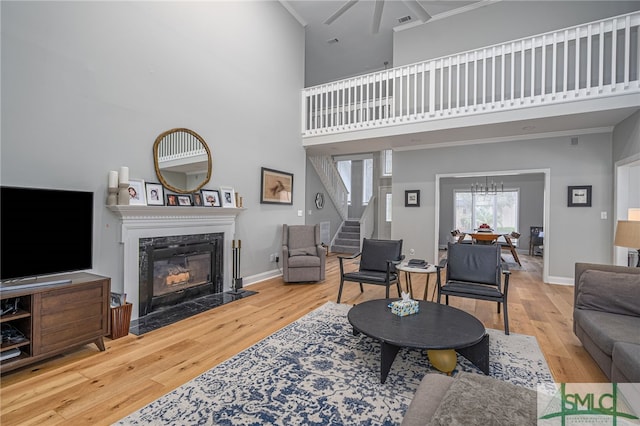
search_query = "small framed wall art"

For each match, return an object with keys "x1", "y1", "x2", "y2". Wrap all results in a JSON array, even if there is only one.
[
  {"x1": 568, "y1": 185, "x2": 592, "y2": 207},
  {"x1": 202, "y1": 189, "x2": 221, "y2": 207},
  {"x1": 260, "y1": 167, "x2": 293, "y2": 205},
  {"x1": 145, "y1": 182, "x2": 164, "y2": 206},
  {"x1": 405, "y1": 190, "x2": 420, "y2": 207}
]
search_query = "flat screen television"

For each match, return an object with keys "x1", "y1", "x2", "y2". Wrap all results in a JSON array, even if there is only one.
[{"x1": 1, "y1": 186, "x2": 94, "y2": 282}]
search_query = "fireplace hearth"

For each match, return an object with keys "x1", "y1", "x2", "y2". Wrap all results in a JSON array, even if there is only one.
[{"x1": 139, "y1": 233, "x2": 223, "y2": 317}]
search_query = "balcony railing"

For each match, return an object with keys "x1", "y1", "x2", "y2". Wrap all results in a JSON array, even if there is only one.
[{"x1": 302, "y1": 12, "x2": 640, "y2": 137}]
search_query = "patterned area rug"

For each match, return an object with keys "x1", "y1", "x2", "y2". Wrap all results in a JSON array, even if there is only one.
[{"x1": 116, "y1": 302, "x2": 553, "y2": 425}]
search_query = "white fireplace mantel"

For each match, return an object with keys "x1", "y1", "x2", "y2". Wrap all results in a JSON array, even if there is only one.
[{"x1": 107, "y1": 205, "x2": 244, "y2": 320}]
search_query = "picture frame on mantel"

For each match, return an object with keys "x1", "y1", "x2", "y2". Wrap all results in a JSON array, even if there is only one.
[
  {"x1": 127, "y1": 179, "x2": 146, "y2": 206},
  {"x1": 220, "y1": 186, "x2": 236, "y2": 208},
  {"x1": 568, "y1": 185, "x2": 592, "y2": 207},
  {"x1": 145, "y1": 182, "x2": 164, "y2": 206}
]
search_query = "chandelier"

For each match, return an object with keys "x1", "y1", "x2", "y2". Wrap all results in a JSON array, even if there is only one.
[{"x1": 471, "y1": 176, "x2": 503, "y2": 195}]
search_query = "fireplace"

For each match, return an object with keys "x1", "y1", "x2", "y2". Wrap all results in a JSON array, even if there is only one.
[{"x1": 138, "y1": 233, "x2": 223, "y2": 317}]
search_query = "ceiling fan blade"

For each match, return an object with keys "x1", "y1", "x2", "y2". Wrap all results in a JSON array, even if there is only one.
[
  {"x1": 371, "y1": 0, "x2": 384, "y2": 34},
  {"x1": 401, "y1": 0, "x2": 431, "y2": 22},
  {"x1": 324, "y1": 0, "x2": 359, "y2": 25}
]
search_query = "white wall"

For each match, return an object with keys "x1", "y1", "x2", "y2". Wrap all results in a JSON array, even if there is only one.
[
  {"x1": 1, "y1": 1, "x2": 305, "y2": 291},
  {"x1": 392, "y1": 133, "x2": 614, "y2": 282},
  {"x1": 393, "y1": 1, "x2": 640, "y2": 67}
]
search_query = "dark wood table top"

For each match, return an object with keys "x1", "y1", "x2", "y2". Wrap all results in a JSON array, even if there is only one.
[{"x1": 347, "y1": 299, "x2": 486, "y2": 350}]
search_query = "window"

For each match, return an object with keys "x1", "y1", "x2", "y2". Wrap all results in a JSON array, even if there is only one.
[
  {"x1": 385, "y1": 193, "x2": 393, "y2": 222},
  {"x1": 381, "y1": 149, "x2": 392, "y2": 176},
  {"x1": 362, "y1": 158, "x2": 373, "y2": 204},
  {"x1": 336, "y1": 160, "x2": 351, "y2": 204},
  {"x1": 454, "y1": 190, "x2": 519, "y2": 235}
]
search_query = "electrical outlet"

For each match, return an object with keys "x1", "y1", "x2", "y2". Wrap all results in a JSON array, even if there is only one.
[{"x1": 269, "y1": 253, "x2": 275, "y2": 262}]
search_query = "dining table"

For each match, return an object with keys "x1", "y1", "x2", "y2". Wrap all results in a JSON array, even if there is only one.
[{"x1": 458, "y1": 231, "x2": 522, "y2": 266}]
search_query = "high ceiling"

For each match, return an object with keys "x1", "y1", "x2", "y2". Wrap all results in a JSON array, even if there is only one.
[{"x1": 282, "y1": 0, "x2": 482, "y2": 87}]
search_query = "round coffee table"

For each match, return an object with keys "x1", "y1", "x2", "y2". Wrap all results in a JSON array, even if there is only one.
[
  {"x1": 347, "y1": 299, "x2": 489, "y2": 383},
  {"x1": 396, "y1": 262, "x2": 439, "y2": 301}
]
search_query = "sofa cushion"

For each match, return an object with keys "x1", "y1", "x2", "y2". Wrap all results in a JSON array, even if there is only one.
[
  {"x1": 401, "y1": 374, "x2": 454, "y2": 426},
  {"x1": 287, "y1": 255, "x2": 320, "y2": 268},
  {"x1": 289, "y1": 246, "x2": 317, "y2": 257},
  {"x1": 574, "y1": 309, "x2": 640, "y2": 355},
  {"x1": 426, "y1": 372, "x2": 536, "y2": 425},
  {"x1": 576, "y1": 270, "x2": 640, "y2": 317},
  {"x1": 612, "y1": 342, "x2": 640, "y2": 382}
]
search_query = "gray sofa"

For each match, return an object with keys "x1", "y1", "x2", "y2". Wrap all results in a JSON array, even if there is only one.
[{"x1": 574, "y1": 263, "x2": 640, "y2": 382}]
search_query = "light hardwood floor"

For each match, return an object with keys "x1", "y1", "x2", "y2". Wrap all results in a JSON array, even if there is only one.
[{"x1": 0, "y1": 253, "x2": 607, "y2": 425}]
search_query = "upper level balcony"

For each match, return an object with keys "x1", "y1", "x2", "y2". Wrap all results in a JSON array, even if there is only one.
[{"x1": 301, "y1": 12, "x2": 640, "y2": 154}]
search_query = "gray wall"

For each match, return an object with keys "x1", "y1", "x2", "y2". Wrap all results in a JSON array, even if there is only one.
[
  {"x1": 439, "y1": 174, "x2": 544, "y2": 249},
  {"x1": 613, "y1": 110, "x2": 640, "y2": 163},
  {"x1": 392, "y1": 132, "x2": 614, "y2": 281},
  {"x1": 305, "y1": 158, "x2": 344, "y2": 243},
  {"x1": 393, "y1": 1, "x2": 640, "y2": 67},
  {"x1": 1, "y1": 1, "x2": 305, "y2": 291}
]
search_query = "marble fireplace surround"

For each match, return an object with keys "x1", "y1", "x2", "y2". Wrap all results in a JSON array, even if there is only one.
[{"x1": 108, "y1": 205, "x2": 244, "y2": 320}]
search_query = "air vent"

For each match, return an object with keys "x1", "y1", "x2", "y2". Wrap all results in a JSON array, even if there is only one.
[
  {"x1": 327, "y1": 38, "x2": 339, "y2": 44},
  {"x1": 398, "y1": 15, "x2": 412, "y2": 24}
]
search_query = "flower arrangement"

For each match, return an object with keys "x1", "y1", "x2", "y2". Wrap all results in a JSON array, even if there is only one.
[{"x1": 479, "y1": 223, "x2": 491, "y2": 229}]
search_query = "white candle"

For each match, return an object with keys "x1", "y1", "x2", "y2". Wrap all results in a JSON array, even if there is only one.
[
  {"x1": 119, "y1": 166, "x2": 129, "y2": 185},
  {"x1": 108, "y1": 170, "x2": 118, "y2": 188}
]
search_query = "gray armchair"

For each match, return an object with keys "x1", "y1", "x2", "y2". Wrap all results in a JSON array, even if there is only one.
[{"x1": 282, "y1": 224, "x2": 325, "y2": 283}]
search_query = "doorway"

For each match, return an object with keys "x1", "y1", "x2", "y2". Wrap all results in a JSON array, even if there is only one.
[
  {"x1": 614, "y1": 154, "x2": 640, "y2": 266},
  {"x1": 435, "y1": 168, "x2": 551, "y2": 283}
]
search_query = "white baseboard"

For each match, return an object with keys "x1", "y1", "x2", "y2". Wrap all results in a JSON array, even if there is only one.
[
  {"x1": 242, "y1": 269, "x2": 282, "y2": 287},
  {"x1": 546, "y1": 275, "x2": 574, "y2": 286}
]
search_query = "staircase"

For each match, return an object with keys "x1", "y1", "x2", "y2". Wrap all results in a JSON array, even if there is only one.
[{"x1": 331, "y1": 219, "x2": 360, "y2": 254}]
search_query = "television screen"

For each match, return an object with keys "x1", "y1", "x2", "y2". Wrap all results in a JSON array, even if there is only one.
[{"x1": 1, "y1": 186, "x2": 93, "y2": 281}]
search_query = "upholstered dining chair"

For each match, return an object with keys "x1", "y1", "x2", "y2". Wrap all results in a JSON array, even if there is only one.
[
  {"x1": 436, "y1": 242, "x2": 511, "y2": 334},
  {"x1": 282, "y1": 224, "x2": 325, "y2": 283},
  {"x1": 336, "y1": 238, "x2": 404, "y2": 303},
  {"x1": 499, "y1": 231, "x2": 522, "y2": 266}
]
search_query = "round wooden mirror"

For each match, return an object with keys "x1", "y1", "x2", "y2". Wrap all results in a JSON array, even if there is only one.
[{"x1": 153, "y1": 128, "x2": 212, "y2": 194}]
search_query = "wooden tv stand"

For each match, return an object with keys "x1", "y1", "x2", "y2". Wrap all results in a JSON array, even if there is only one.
[{"x1": 0, "y1": 272, "x2": 110, "y2": 373}]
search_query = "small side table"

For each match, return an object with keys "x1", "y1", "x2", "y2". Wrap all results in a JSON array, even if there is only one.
[{"x1": 396, "y1": 262, "x2": 439, "y2": 301}]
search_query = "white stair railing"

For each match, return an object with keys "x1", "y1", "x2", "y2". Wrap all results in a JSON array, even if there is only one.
[
  {"x1": 302, "y1": 11, "x2": 640, "y2": 137},
  {"x1": 309, "y1": 155, "x2": 349, "y2": 220}
]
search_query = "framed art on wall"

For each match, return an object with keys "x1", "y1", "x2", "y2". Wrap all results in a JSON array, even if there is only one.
[
  {"x1": 145, "y1": 182, "x2": 164, "y2": 206},
  {"x1": 202, "y1": 189, "x2": 221, "y2": 207},
  {"x1": 568, "y1": 185, "x2": 592, "y2": 207},
  {"x1": 260, "y1": 167, "x2": 293, "y2": 205},
  {"x1": 405, "y1": 190, "x2": 420, "y2": 207}
]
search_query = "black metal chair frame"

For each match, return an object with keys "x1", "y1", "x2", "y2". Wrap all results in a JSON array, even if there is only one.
[
  {"x1": 435, "y1": 242, "x2": 511, "y2": 334},
  {"x1": 337, "y1": 238, "x2": 404, "y2": 303}
]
